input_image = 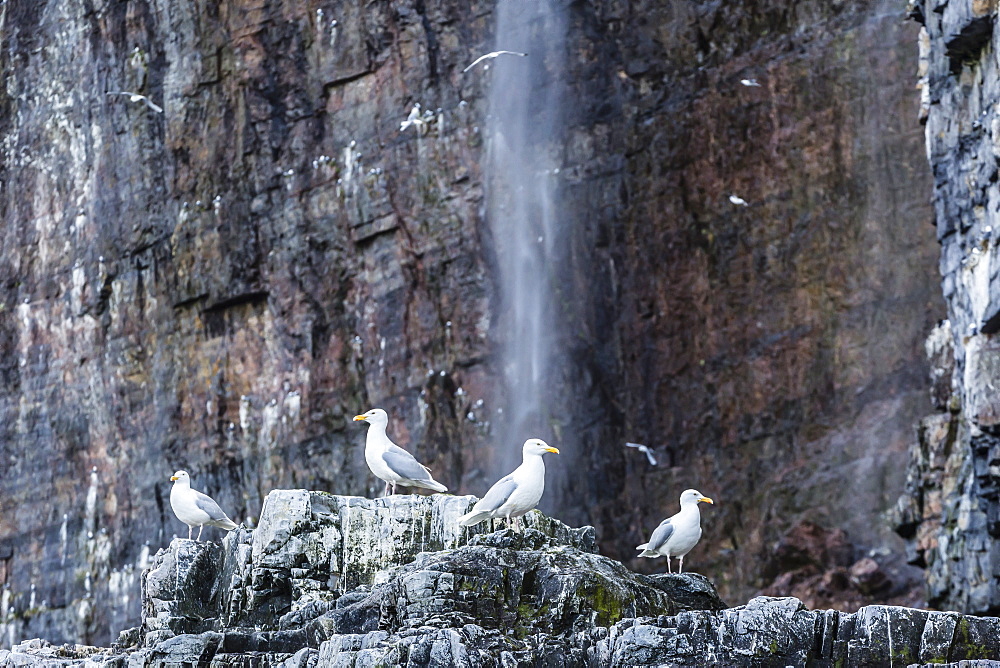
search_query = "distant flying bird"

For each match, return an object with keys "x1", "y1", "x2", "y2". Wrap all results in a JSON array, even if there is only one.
[
  {"x1": 625, "y1": 442, "x2": 658, "y2": 466},
  {"x1": 463, "y1": 50, "x2": 528, "y2": 73},
  {"x1": 637, "y1": 489, "x2": 714, "y2": 574},
  {"x1": 458, "y1": 438, "x2": 559, "y2": 532},
  {"x1": 354, "y1": 408, "x2": 448, "y2": 495},
  {"x1": 729, "y1": 194, "x2": 749, "y2": 207},
  {"x1": 399, "y1": 103, "x2": 426, "y2": 133},
  {"x1": 107, "y1": 91, "x2": 163, "y2": 113},
  {"x1": 169, "y1": 471, "x2": 239, "y2": 541},
  {"x1": 740, "y1": 78, "x2": 761, "y2": 87}
]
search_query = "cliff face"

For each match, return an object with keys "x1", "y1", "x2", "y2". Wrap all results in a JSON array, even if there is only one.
[
  {"x1": 895, "y1": 0, "x2": 1000, "y2": 615},
  {"x1": 0, "y1": 0, "x2": 941, "y2": 647}
]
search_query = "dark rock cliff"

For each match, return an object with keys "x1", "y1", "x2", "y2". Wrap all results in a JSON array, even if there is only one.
[
  {"x1": 895, "y1": 0, "x2": 1000, "y2": 616},
  {"x1": 0, "y1": 0, "x2": 942, "y2": 646},
  {"x1": 5, "y1": 495, "x2": 1000, "y2": 668}
]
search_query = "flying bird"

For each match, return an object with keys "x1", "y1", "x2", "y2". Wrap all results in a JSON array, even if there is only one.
[
  {"x1": 462, "y1": 50, "x2": 528, "y2": 73},
  {"x1": 169, "y1": 470, "x2": 239, "y2": 541},
  {"x1": 353, "y1": 408, "x2": 448, "y2": 495},
  {"x1": 740, "y1": 78, "x2": 761, "y2": 87},
  {"x1": 625, "y1": 442, "x2": 658, "y2": 466},
  {"x1": 729, "y1": 194, "x2": 749, "y2": 207},
  {"x1": 637, "y1": 489, "x2": 714, "y2": 574},
  {"x1": 399, "y1": 103, "x2": 426, "y2": 133},
  {"x1": 458, "y1": 438, "x2": 559, "y2": 532},
  {"x1": 107, "y1": 91, "x2": 163, "y2": 113}
]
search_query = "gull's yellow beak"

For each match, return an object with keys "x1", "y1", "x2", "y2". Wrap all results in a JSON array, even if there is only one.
[
  {"x1": 545, "y1": 446, "x2": 560, "y2": 454},
  {"x1": 353, "y1": 415, "x2": 367, "y2": 422},
  {"x1": 699, "y1": 496, "x2": 714, "y2": 505},
  {"x1": 170, "y1": 475, "x2": 179, "y2": 481}
]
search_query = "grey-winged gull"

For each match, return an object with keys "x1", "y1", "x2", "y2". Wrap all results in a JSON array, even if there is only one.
[
  {"x1": 458, "y1": 438, "x2": 559, "y2": 532},
  {"x1": 353, "y1": 408, "x2": 448, "y2": 495},
  {"x1": 169, "y1": 470, "x2": 238, "y2": 541},
  {"x1": 636, "y1": 489, "x2": 714, "y2": 573}
]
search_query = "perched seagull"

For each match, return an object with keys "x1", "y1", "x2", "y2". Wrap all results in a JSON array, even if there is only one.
[
  {"x1": 740, "y1": 78, "x2": 761, "y2": 87},
  {"x1": 729, "y1": 194, "x2": 749, "y2": 207},
  {"x1": 353, "y1": 408, "x2": 448, "y2": 495},
  {"x1": 458, "y1": 438, "x2": 559, "y2": 532},
  {"x1": 637, "y1": 489, "x2": 714, "y2": 574},
  {"x1": 625, "y1": 442, "x2": 658, "y2": 466},
  {"x1": 462, "y1": 50, "x2": 528, "y2": 73},
  {"x1": 399, "y1": 103, "x2": 426, "y2": 133},
  {"x1": 107, "y1": 91, "x2": 163, "y2": 113},
  {"x1": 169, "y1": 470, "x2": 239, "y2": 541}
]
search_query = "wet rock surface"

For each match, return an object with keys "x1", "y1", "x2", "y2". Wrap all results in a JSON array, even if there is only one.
[{"x1": 7, "y1": 494, "x2": 1000, "y2": 667}]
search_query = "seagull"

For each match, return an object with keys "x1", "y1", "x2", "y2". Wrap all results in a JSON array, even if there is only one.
[
  {"x1": 399, "y1": 103, "x2": 426, "y2": 133},
  {"x1": 740, "y1": 78, "x2": 761, "y2": 87},
  {"x1": 458, "y1": 438, "x2": 559, "y2": 532},
  {"x1": 625, "y1": 442, "x2": 658, "y2": 466},
  {"x1": 353, "y1": 408, "x2": 448, "y2": 495},
  {"x1": 107, "y1": 91, "x2": 163, "y2": 113},
  {"x1": 169, "y1": 471, "x2": 239, "y2": 541},
  {"x1": 729, "y1": 194, "x2": 749, "y2": 207},
  {"x1": 462, "y1": 50, "x2": 528, "y2": 73},
  {"x1": 637, "y1": 489, "x2": 714, "y2": 574}
]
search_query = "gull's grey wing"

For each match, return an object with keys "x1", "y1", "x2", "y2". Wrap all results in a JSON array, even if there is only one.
[
  {"x1": 473, "y1": 475, "x2": 518, "y2": 513},
  {"x1": 645, "y1": 518, "x2": 675, "y2": 552},
  {"x1": 382, "y1": 447, "x2": 434, "y2": 483},
  {"x1": 193, "y1": 491, "x2": 230, "y2": 522}
]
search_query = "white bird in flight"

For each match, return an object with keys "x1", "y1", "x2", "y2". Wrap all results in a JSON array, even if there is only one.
[
  {"x1": 740, "y1": 78, "x2": 761, "y2": 87},
  {"x1": 399, "y1": 103, "x2": 426, "y2": 133},
  {"x1": 625, "y1": 442, "x2": 658, "y2": 466},
  {"x1": 107, "y1": 91, "x2": 163, "y2": 113},
  {"x1": 463, "y1": 50, "x2": 528, "y2": 73},
  {"x1": 729, "y1": 194, "x2": 749, "y2": 207}
]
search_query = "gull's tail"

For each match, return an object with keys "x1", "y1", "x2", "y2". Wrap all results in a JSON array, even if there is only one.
[
  {"x1": 636, "y1": 543, "x2": 658, "y2": 558},
  {"x1": 411, "y1": 478, "x2": 448, "y2": 493},
  {"x1": 458, "y1": 509, "x2": 492, "y2": 527},
  {"x1": 210, "y1": 517, "x2": 239, "y2": 531}
]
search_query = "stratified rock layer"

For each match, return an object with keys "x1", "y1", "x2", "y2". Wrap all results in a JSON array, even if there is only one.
[
  {"x1": 896, "y1": 0, "x2": 1000, "y2": 615},
  {"x1": 0, "y1": 0, "x2": 941, "y2": 645},
  {"x1": 4, "y1": 493, "x2": 1000, "y2": 667}
]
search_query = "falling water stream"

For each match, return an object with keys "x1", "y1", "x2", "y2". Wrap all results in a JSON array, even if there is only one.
[{"x1": 485, "y1": 0, "x2": 568, "y2": 475}]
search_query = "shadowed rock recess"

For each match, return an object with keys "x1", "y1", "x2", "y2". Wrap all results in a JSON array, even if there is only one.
[{"x1": 4, "y1": 493, "x2": 1000, "y2": 667}]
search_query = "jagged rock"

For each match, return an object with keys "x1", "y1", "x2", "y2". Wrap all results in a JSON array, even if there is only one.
[{"x1": 7, "y1": 497, "x2": 1000, "y2": 667}]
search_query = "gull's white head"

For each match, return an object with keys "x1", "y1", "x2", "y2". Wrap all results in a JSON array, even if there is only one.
[
  {"x1": 523, "y1": 438, "x2": 560, "y2": 457},
  {"x1": 353, "y1": 408, "x2": 389, "y2": 427},
  {"x1": 679, "y1": 488, "x2": 714, "y2": 507},
  {"x1": 170, "y1": 470, "x2": 190, "y2": 484}
]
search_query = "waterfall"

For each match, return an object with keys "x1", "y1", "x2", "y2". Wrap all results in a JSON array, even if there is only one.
[{"x1": 485, "y1": 0, "x2": 567, "y2": 475}]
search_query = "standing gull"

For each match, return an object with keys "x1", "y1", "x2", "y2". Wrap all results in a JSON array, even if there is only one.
[
  {"x1": 169, "y1": 470, "x2": 239, "y2": 541},
  {"x1": 458, "y1": 438, "x2": 559, "y2": 532},
  {"x1": 462, "y1": 50, "x2": 528, "y2": 73},
  {"x1": 107, "y1": 91, "x2": 163, "y2": 113},
  {"x1": 636, "y1": 489, "x2": 714, "y2": 574},
  {"x1": 353, "y1": 408, "x2": 448, "y2": 495}
]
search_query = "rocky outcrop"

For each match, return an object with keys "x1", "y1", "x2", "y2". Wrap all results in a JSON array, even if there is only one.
[
  {"x1": 5, "y1": 492, "x2": 1000, "y2": 667},
  {"x1": 895, "y1": 0, "x2": 1000, "y2": 615},
  {"x1": 0, "y1": 0, "x2": 942, "y2": 646}
]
